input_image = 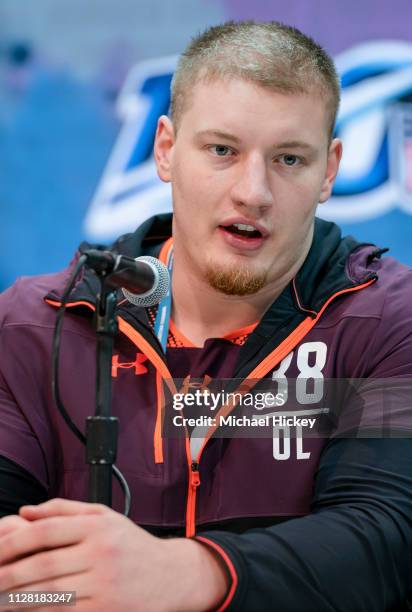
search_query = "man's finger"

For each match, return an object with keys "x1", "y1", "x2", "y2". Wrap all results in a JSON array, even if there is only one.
[
  {"x1": 20, "y1": 498, "x2": 108, "y2": 520},
  {"x1": 0, "y1": 516, "x2": 96, "y2": 565},
  {"x1": 0, "y1": 543, "x2": 89, "y2": 592}
]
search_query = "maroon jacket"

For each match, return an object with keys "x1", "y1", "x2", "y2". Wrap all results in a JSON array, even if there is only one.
[{"x1": 0, "y1": 216, "x2": 411, "y2": 611}]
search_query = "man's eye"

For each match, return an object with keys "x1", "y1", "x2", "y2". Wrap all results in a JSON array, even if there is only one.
[
  {"x1": 210, "y1": 145, "x2": 232, "y2": 156},
  {"x1": 279, "y1": 154, "x2": 300, "y2": 166}
]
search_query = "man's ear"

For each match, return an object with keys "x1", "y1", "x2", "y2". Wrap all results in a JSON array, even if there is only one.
[
  {"x1": 154, "y1": 115, "x2": 175, "y2": 183},
  {"x1": 319, "y1": 138, "x2": 343, "y2": 203}
]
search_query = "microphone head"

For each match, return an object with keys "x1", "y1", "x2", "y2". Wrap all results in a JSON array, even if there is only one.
[{"x1": 121, "y1": 256, "x2": 170, "y2": 307}]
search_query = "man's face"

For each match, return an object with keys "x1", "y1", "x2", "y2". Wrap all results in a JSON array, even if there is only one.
[{"x1": 154, "y1": 79, "x2": 341, "y2": 295}]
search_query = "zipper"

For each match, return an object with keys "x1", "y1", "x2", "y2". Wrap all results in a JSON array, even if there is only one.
[{"x1": 186, "y1": 460, "x2": 201, "y2": 537}]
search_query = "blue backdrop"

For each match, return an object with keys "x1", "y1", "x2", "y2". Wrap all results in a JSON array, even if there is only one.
[{"x1": 1, "y1": 0, "x2": 411, "y2": 290}]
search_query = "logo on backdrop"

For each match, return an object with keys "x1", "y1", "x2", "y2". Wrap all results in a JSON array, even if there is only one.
[
  {"x1": 321, "y1": 40, "x2": 412, "y2": 223},
  {"x1": 84, "y1": 42, "x2": 412, "y2": 242}
]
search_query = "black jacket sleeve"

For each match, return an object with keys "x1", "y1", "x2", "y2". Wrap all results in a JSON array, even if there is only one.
[
  {"x1": 199, "y1": 438, "x2": 412, "y2": 611},
  {"x1": 0, "y1": 455, "x2": 48, "y2": 517}
]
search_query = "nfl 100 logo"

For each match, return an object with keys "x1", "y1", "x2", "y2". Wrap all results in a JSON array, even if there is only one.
[
  {"x1": 83, "y1": 41, "x2": 412, "y2": 242},
  {"x1": 323, "y1": 40, "x2": 412, "y2": 224}
]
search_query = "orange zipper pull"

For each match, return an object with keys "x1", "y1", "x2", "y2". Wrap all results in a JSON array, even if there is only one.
[
  {"x1": 190, "y1": 461, "x2": 201, "y2": 488},
  {"x1": 186, "y1": 461, "x2": 201, "y2": 538}
]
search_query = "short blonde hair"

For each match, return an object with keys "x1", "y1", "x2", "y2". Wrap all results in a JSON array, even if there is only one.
[{"x1": 171, "y1": 21, "x2": 340, "y2": 141}]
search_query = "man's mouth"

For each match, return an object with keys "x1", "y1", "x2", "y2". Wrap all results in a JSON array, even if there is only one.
[{"x1": 219, "y1": 223, "x2": 263, "y2": 239}]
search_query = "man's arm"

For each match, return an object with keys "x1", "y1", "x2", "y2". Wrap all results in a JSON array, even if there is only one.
[{"x1": 197, "y1": 437, "x2": 412, "y2": 611}]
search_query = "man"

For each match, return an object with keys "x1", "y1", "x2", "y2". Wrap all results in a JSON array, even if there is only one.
[{"x1": 0, "y1": 21, "x2": 411, "y2": 611}]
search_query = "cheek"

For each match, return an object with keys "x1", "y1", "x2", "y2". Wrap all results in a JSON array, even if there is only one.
[
  {"x1": 173, "y1": 158, "x2": 211, "y2": 201},
  {"x1": 172, "y1": 181, "x2": 207, "y2": 242},
  {"x1": 174, "y1": 179, "x2": 222, "y2": 229},
  {"x1": 283, "y1": 173, "x2": 325, "y2": 214},
  {"x1": 274, "y1": 185, "x2": 318, "y2": 227},
  {"x1": 269, "y1": 183, "x2": 319, "y2": 243}
]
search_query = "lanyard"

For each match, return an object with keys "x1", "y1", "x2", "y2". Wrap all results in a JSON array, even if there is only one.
[{"x1": 154, "y1": 244, "x2": 174, "y2": 352}]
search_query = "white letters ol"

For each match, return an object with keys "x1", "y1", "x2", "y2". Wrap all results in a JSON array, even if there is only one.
[{"x1": 272, "y1": 425, "x2": 311, "y2": 461}]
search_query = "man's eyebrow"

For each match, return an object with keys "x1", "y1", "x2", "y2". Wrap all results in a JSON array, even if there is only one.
[
  {"x1": 275, "y1": 140, "x2": 318, "y2": 151},
  {"x1": 195, "y1": 130, "x2": 242, "y2": 143}
]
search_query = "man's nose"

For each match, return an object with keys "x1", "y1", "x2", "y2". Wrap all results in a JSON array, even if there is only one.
[{"x1": 230, "y1": 154, "x2": 274, "y2": 212}]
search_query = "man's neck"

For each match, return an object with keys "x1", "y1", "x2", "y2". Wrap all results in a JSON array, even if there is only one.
[{"x1": 171, "y1": 261, "x2": 296, "y2": 348}]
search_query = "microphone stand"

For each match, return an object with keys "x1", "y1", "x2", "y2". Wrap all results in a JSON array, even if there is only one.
[{"x1": 86, "y1": 279, "x2": 119, "y2": 507}]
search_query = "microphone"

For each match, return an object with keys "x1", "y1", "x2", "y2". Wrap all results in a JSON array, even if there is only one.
[{"x1": 84, "y1": 250, "x2": 170, "y2": 307}]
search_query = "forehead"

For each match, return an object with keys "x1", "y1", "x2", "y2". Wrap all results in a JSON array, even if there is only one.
[{"x1": 178, "y1": 78, "x2": 330, "y2": 144}]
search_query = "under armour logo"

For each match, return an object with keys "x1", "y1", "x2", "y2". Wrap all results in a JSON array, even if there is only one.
[
  {"x1": 112, "y1": 353, "x2": 149, "y2": 377},
  {"x1": 178, "y1": 374, "x2": 212, "y2": 395}
]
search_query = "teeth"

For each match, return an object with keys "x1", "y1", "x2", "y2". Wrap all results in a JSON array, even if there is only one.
[{"x1": 233, "y1": 223, "x2": 256, "y2": 232}]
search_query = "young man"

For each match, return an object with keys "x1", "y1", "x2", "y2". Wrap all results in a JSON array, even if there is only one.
[{"x1": 0, "y1": 21, "x2": 411, "y2": 611}]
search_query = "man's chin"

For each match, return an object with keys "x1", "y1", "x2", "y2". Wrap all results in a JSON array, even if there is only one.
[{"x1": 204, "y1": 264, "x2": 267, "y2": 296}]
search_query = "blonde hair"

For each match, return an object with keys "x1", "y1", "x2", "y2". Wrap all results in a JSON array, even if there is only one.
[{"x1": 171, "y1": 21, "x2": 340, "y2": 140}]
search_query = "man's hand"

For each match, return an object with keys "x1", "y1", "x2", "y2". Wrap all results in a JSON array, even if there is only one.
[{"x1": 0, "y1": 499, "x2": 229, "y2": 611}]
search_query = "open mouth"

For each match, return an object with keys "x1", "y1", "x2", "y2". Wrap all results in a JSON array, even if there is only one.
[{"x1": 219, "y1": 223, "x2": 263, "y2": 239}]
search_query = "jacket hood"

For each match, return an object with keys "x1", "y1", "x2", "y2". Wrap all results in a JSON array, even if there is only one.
[{"x1": 294, "y1": 217, "x2": 381, "y2": 313}]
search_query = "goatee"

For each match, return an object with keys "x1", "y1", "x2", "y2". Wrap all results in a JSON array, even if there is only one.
[{"x1": 205, "y1": 264, "x2": 267, "y2": 296}]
